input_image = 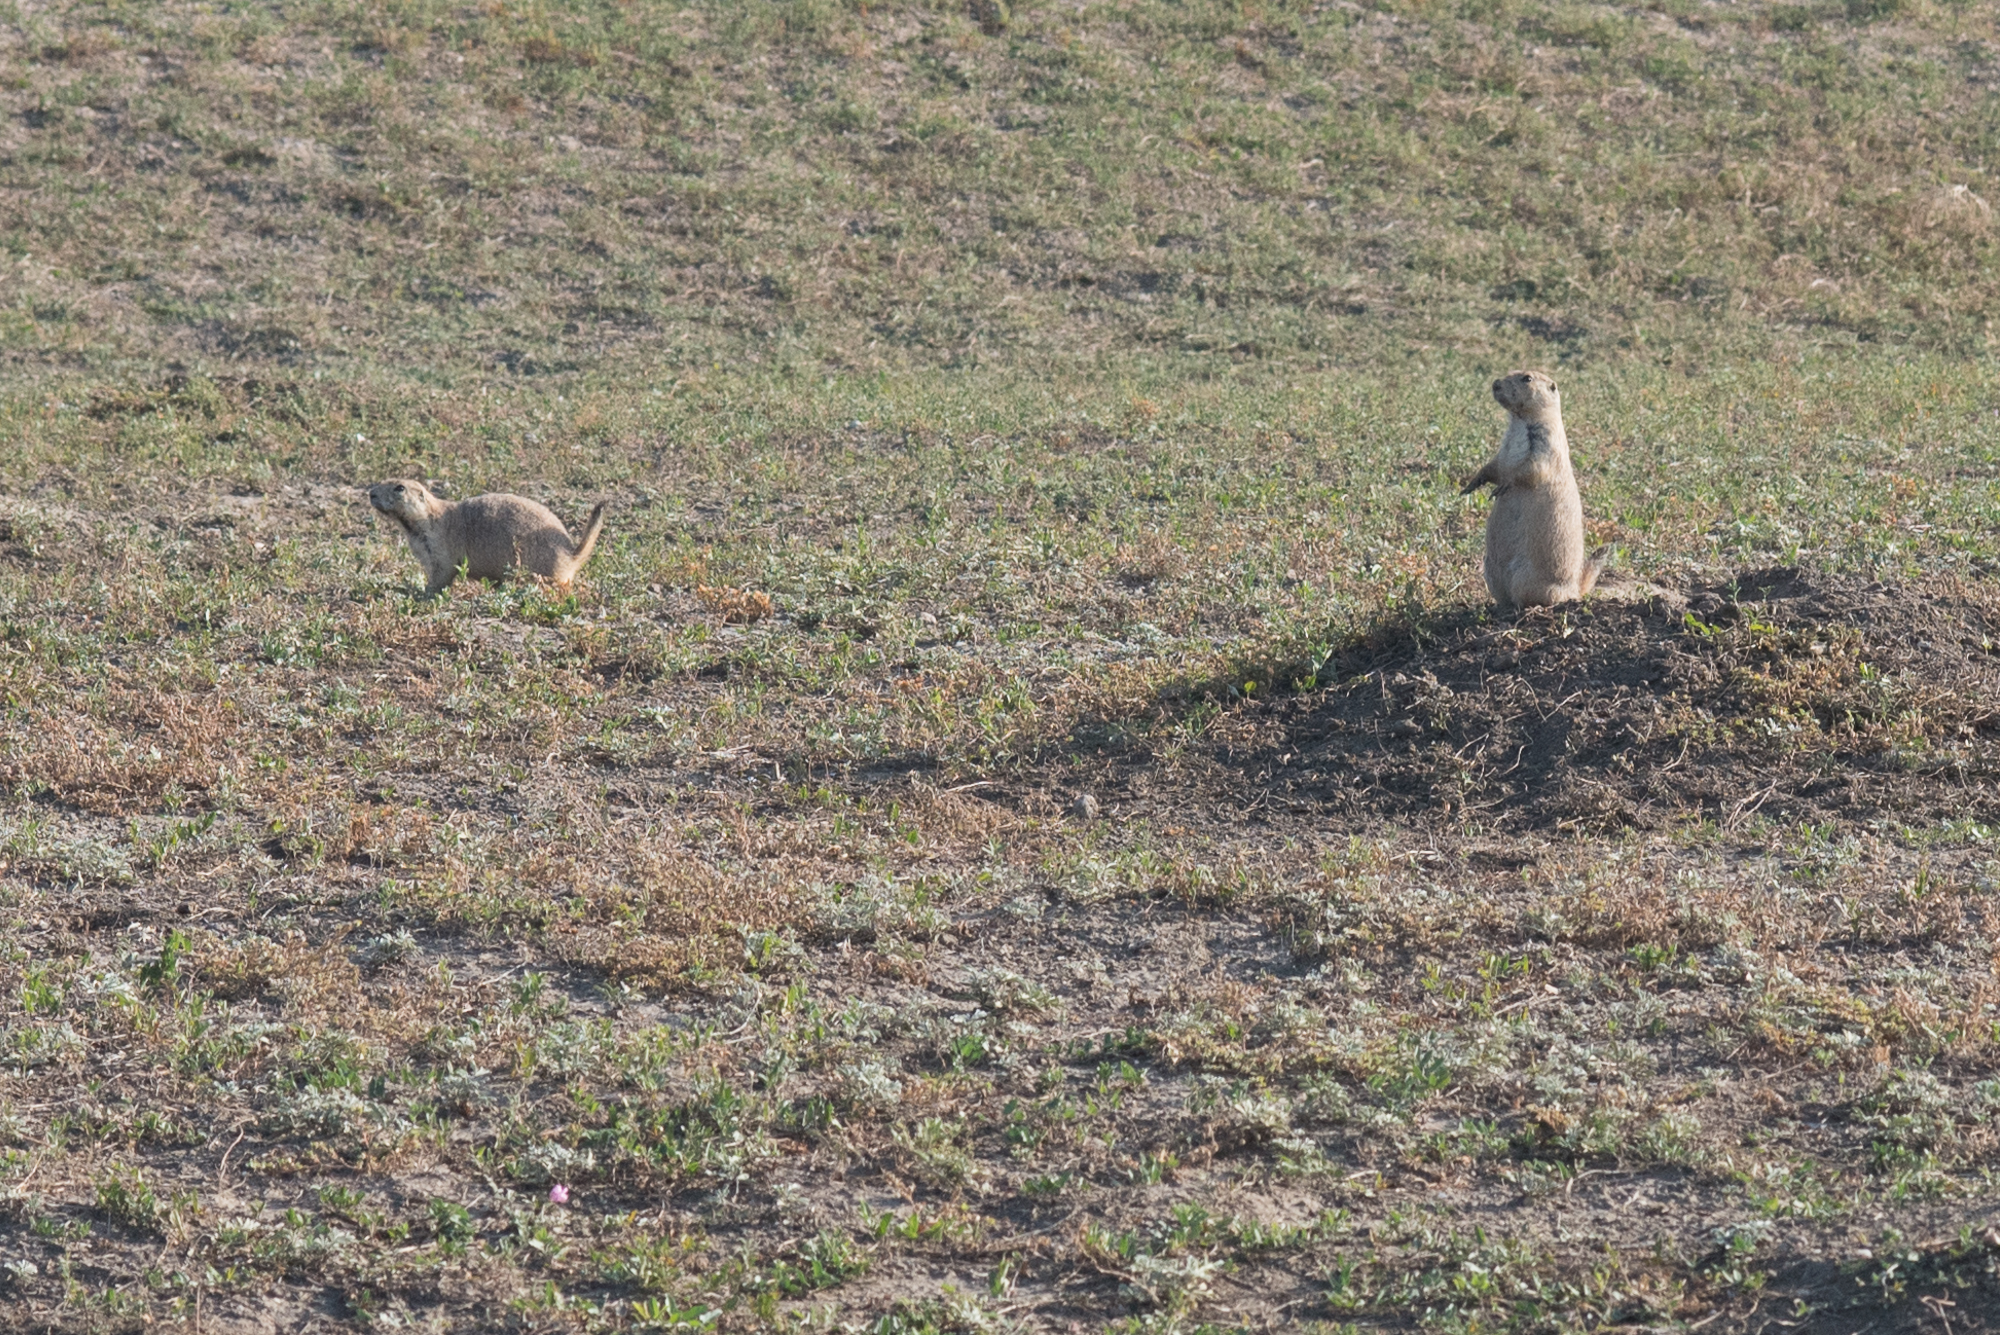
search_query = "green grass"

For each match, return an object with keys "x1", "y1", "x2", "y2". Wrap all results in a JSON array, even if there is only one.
[{"x1": 3, "y1": 0, "x2": 2000, "y2": 1330}]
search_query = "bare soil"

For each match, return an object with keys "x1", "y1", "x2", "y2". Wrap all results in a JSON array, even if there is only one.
[{"x1": 1051, "y1": 567, "x2": 2000, "y2": 843}]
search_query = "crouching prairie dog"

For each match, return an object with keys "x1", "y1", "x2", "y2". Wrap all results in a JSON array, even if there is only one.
[
  {"x1": 1459, "y1": 370, "x2": 1607, "y2": 610},
  {"x1": 367, "y1": 479, "x2": 605, "y2": 595}
]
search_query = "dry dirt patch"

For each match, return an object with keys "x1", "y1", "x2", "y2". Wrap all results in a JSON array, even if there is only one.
[{"x1": 1176, "y1": 568, "x2": 2000, "y2": 837}]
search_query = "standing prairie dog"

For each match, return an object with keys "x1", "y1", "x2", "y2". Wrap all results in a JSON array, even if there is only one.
[
  {"x1": 1460, "y1": 370, "x2": 1605, "y2": 610},
  {"x1": 367, "y1": 479, "x2": 605, "y2": 596}
]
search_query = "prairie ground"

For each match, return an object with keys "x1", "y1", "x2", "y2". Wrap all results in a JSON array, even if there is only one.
[{"x1": 4, "y1": 1, "x2": 2000, "y2": 1331}]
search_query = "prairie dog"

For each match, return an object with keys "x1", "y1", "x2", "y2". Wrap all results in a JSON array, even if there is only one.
[
  {"x1": 1459, "y1": 370, "x2": 1605, "y2": 610},
  {"x1": 366, "y1": 480, "x2": 605, "y2": 595}
]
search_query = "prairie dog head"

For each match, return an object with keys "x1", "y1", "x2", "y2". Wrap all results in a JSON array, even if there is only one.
[
  {"x1": 366, "y1": 479, "x2": 445, "y2": 529},
  {"x1": 1491, "y1": 370, "x2": 1561, "y2": 423}
]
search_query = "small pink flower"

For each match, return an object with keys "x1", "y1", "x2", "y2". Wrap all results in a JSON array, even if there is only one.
[{"x1": 548, "y1": 1184, "x2": 570, "y2": 1205}]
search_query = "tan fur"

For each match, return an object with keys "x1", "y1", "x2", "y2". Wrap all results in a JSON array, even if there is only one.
[
  {"x1": 366, "y1": 480, "x2": 606, "y2": 596},
  {"x1": 1460, "y1": 370, "x2": 1606, "y2": 610}
]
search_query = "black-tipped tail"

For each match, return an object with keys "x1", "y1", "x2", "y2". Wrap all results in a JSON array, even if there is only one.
[
  {"x1": 570, "y1": 502, "x2": 606, "y2": 569},
  {"x1": 1580, "y1": 544, "x2": 1612, "y2": 596}
]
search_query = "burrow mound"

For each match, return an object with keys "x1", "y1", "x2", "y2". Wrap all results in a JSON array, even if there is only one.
[{"x1": 1207, "y1": 568, "x2": 2000, "y2": 833}]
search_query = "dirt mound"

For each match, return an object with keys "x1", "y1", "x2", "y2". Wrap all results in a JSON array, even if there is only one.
[{"x1": 1209, "y1": 568, "x2": 2000, "y2": 833}]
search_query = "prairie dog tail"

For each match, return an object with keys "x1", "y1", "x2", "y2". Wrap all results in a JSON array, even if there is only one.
[
  {"x1": 1580, "y1": 544, "x2": 1611, "y2": 597},
  {"x1": 564, "y1": 502, "x2": 607, "y2": 578}
]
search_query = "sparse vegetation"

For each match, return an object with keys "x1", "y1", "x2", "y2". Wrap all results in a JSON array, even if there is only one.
[{"x1": 4, "y1": 0, "x2": 2000, "y2": 1330}]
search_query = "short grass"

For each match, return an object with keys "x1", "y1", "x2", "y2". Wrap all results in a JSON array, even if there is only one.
[{"x1": 3, "y1": 0, "x2": 2000, "y2": 1330}]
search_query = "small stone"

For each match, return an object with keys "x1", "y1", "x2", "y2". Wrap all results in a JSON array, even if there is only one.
[{"x1": 1072, "y1": 793, "x2": 1099, "y2": 820}]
